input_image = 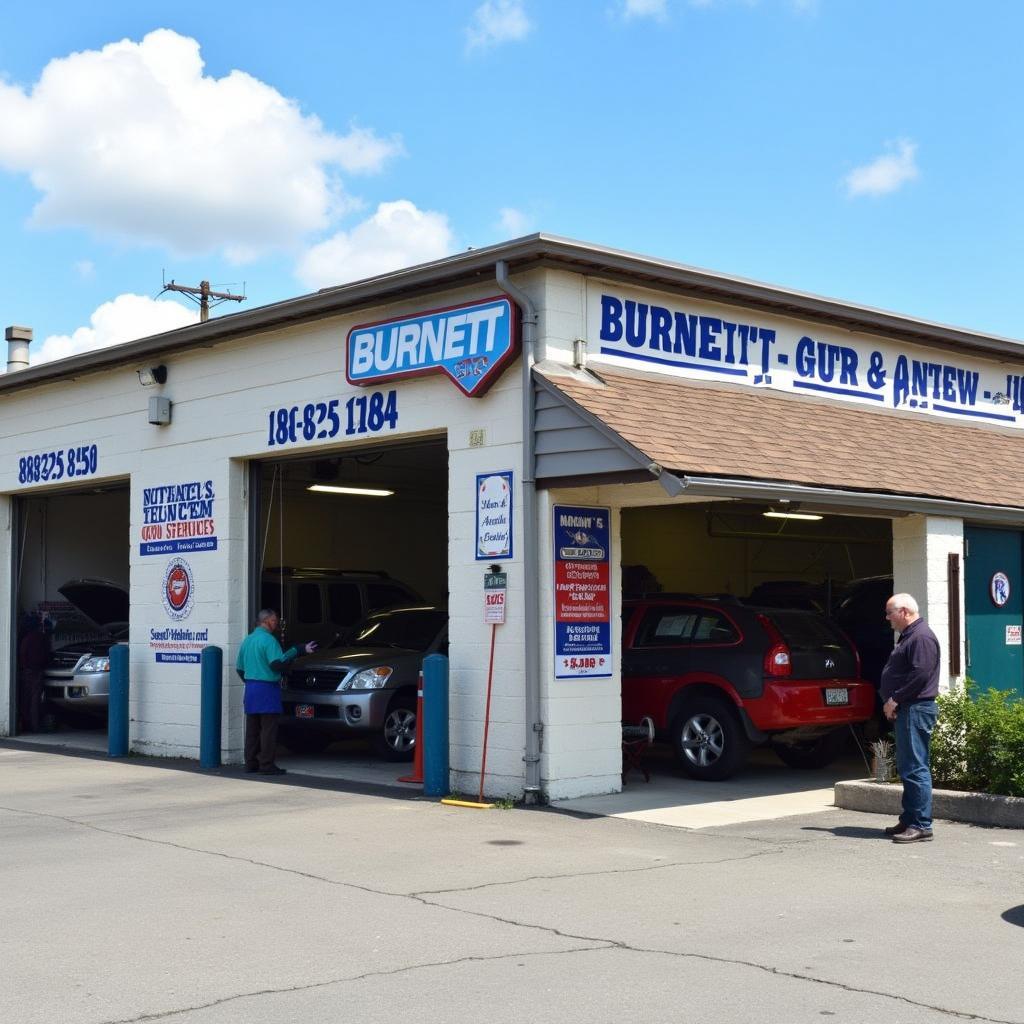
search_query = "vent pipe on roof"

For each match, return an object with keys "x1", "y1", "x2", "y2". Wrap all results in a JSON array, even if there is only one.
[{"x1": 5, "y1": 326, "x2": 32, "y2": 373}]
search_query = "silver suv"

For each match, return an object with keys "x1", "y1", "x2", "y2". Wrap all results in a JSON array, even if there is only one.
[
  {"x1": 260, "y1": 567, "x2": 422, "y2": 650},
  {"x1": 280, "y1": 605, "x2": 447, "y2": 760},
  {"x1": 44, "y1": 579, "x2": 128, "y2": 714}
]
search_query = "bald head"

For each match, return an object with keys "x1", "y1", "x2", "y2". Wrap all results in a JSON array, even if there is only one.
[{"x1": 885, "y1": 593, "x2": 920, "y2": 632}]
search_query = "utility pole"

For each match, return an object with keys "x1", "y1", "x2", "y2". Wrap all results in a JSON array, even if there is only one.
[{"x1": 160, "y1": 277, "x2": 246, "y2": 322}]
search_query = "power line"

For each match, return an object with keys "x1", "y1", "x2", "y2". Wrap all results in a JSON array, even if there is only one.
[{"x1": 160, "y1": 273, "x2": 246, "y2": 322}]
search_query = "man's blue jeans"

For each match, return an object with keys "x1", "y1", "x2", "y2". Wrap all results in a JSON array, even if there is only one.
[{"x1": 895, "y1": 699, "x2": 938, "y2": 830}]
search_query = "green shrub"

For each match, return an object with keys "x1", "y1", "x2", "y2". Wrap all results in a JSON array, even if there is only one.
[{"x1": 931, "y1": 681, "x2": 1024, "y2": 797}]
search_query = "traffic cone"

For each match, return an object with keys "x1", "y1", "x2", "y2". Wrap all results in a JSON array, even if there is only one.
[{"x1": 397, "y1": 670, "x2": 424, "y2": 784}]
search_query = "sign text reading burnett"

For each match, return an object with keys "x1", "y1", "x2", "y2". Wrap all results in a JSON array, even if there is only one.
[
  {"x1": 596, "y1": 291, "x2": 1024, "y2": 427},
  {"x1": 346, "y1": 296, "x2": 519, "y2": 397}
]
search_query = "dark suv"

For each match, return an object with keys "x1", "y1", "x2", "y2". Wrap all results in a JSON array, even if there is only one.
[{"x1": 622, "y1": 596, "x2": 874, "y2": 780}]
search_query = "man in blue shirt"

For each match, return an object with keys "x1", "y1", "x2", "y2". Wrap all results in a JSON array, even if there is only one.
[
  {"x1": 236, "y1": 609, "x2": 317, "y2": 775},
  {"x1": 879, "y1": 593, "x2": 940, "y2": 844}
]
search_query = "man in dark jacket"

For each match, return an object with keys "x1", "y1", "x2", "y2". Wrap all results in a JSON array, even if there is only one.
[
  {"x1": 17, "y1": 614, "x2": 51, "y2": 733},
  {"x1": 879, "y1": 593, "x2": 940, "y2": 844}
]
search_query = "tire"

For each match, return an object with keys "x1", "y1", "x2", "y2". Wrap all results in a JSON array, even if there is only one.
[
  {"x1": 281, "y1": 730, "x2": 333, "y2": 755},
  {"x1": 670, "y1": 695, "x2": 750, "y2": 781},
  {"x1": 374, "y1": 695, "x2": 416, "y2": 762},
  {"x1": 774, "y1": 728, "x2": 848, "y2": 770}
]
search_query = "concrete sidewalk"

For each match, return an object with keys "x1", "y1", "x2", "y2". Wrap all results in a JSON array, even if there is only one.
[{"x1": 2, "y1": 744, "x2": 1022, "y2": 1024}]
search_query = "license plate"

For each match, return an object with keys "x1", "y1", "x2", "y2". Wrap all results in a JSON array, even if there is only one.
[
  {"x1": 824, "y1": 688, "x2": 849, "y2": 706},
  {"x1": 295, "y1": 704, "x2": 315, "y2": 719}
]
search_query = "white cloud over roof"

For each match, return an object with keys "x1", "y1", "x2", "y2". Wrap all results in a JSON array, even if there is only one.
[
  {"x1": 0, "y1": 30, "x2": 402, "y2": 261},
  {"x1": 30, "y1": 294, "x2": 198, "y2": 365},
  {"x1": 844, "y1": 139, "x2": 920, "y2": 198},
  {"x1": 295, "y1": 200, "x2": 455, "y2": 290}
]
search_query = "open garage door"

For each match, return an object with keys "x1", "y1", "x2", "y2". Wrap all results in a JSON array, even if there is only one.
[
  {"x1": 12, "y1": 483, "x2": 129, "y2": 747},
  {"x1": 248, "y1": 436, "x2": 448, "y2": 778},
  {"x1": 619, "y1": 501, "x2": 893, "y2": 783}
]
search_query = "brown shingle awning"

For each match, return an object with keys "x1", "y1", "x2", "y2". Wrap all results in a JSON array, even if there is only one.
[{"x1": 535, "y1": 364, "x2": 1023, "y2": 511}]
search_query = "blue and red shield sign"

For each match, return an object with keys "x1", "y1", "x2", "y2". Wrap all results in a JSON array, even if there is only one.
[{"x1": 346, "y1": 295, "x2": 520, "y2": 397}]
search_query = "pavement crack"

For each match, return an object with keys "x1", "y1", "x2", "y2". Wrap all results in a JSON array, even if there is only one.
[
  {"x1": 409, "y1": 845, "x2": 787, "y2": 896},
  {"x1": 93, "y1": 945, "x2": 610, "y2": 1024},
  {"x1": 6, "y1": 804, "x2": 1017, "y2": 1024}
]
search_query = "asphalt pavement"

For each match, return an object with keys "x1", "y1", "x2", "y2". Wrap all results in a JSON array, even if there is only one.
[{"x1": 2, "y1": 742, "x2": 1022, "y2": 1024}]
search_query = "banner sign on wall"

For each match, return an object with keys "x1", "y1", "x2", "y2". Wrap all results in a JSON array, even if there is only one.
[
  {"x1": 347, "y1": 296, "x2": 520, "y2": 397},
  {"x1": 476, "y1": 471, "x2": 513, "y2": 560},
  {"x1": 591, "y1": 287, "x2": 1024, "y2": 428},
  {"x1": 140, "y1": 480, "x2": 217, "y2": 556},
  {"x1": 553, "y1": 504, "x2": 611, "y2": 679},
  {"x1": 150, "y1": 556, "x2": 208, "y2": 664}
]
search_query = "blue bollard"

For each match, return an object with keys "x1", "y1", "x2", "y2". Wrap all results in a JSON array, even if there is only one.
[
  {"x1": 108, "y1": 643, "x2": 130, "y2": 757},
  {"x1": 200, "y1": 646, "x2": 223, "y2": 769},
  {"x1": 422, "y1": 653, "x2": 449, "y2": 797}
]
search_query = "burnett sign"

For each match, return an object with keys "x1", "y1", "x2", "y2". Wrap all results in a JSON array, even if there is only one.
[{"x1": 346, "y1": 296, "x2": 520, "y2": 397}]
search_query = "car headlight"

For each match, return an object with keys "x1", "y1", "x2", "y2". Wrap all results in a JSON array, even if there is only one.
[
  {"x1": 80, "y1": 656, "x2": 110, "y2": 673},
  {"x1": 344, "y1": 666, "x2": 393, "y2": 690}
]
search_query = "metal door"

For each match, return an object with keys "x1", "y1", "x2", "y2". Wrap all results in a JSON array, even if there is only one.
[{"x1": 964, "y1": 526, "x2": 1024, "y2": 696}]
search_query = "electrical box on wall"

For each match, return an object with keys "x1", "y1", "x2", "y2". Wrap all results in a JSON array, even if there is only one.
[{"x1": 148, "y1": 396, "x2": 172, "y2": 425}]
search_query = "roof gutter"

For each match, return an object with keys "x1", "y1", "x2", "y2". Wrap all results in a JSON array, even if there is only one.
[
  {"x1": 495, "y1": 260, "x2": 543, "y2": 805},
  {"x1": 656, "y1": 473, "x2": 1024, "y2": 525}
]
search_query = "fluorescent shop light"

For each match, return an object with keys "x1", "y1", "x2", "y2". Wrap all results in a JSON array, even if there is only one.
[
  {"x1": 307, "y1": 484, "x2": 394, "y2": 497},
  {"x1": 763, "y1": 510, "x2": 823, "y2": 521}
]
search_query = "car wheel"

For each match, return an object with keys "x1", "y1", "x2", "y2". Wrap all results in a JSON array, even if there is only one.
[
  {"x1": 670, "y1": 696, "x2": 750, "y2": 781},
  {"x1": 374, "y1": 695, "x2": 416, "y2": 762},
  {"x1": 281, "y1": 730, "x2": 333, "y2": 755},
  {"x1": 774, "y1": 729, "x2": 848, "y2": 770}
]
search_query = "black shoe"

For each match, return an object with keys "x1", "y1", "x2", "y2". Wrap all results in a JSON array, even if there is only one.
[
  {"x1": 258, "y1": 766, "x2": 287, "y2": 776},
  {"x1": 244, "y1": 765, "x2": 259, "y2": 774},
  {"x1": 892, "y1": 827, "x2": 933, "y2": 844},
  {"x1": 884, "y1": 821, "x2": 908, "y2": 836}
]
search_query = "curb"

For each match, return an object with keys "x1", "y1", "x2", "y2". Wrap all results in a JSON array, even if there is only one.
[{"x1": 835, "y1": 779, "x2": 1024, "y2": 829}]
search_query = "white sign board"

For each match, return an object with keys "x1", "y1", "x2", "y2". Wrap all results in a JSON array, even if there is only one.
[
  {"x1": 1007, "y1": 624, "x2": 1021, "y2": 646},
  {"x1": 476, "y1": 471, "x2": 513, "y2": 560},
  {"x1": 484, "y1": 572, "x2": 507, "y2": 625}
]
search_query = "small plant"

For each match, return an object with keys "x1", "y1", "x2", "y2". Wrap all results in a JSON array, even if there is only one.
[{"x1": 870, "y1": 738, "x2": 896, "y2": 782}]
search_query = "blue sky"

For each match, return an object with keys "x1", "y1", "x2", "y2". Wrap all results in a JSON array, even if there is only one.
[{"x1": 1, "y1": 1, "x2": 1021, "y2": 362}]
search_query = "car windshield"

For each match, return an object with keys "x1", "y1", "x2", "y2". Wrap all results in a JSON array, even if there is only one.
[{"x1": 351, "y1": 609, "x2": 444, "y2": 651}]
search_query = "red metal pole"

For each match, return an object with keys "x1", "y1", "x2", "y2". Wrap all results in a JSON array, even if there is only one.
[{"x1": 478, "y1": 624, "x2": 497, "y2": 804}]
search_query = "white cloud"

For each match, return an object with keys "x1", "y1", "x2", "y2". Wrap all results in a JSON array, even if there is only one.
[
  {"x1": 295, "y1": 200, "x2": 455, "y2": 290},
  {"x1": 0, "y1": 30, "x2": 402, "y2": 261},
  {"x1": 31, "y1": 294, "x2": 198, "y2": 365},
  {"x1": 466, "y1": 0, "x2": 532, "y2": 52},
  {"x1": 843, "y1": 139, "x2": 919, "y2": 198},
  {"x1": 497, "y1": 207, "x2": 533, "y2": 236},
  {"x1": 623, "y1": 0, "x2": 668, "y2": 18}
]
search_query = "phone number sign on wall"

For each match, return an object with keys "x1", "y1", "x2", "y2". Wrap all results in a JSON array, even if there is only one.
[
  {"x1": 267, "y1": 390, "x2": 397, "y2": 448},
  {"x1": 553, "y1": 504, "x2": 611, "y2": 679},
  {"x1": 17, "y1": 444, "x2": 98, "y2": 485}
]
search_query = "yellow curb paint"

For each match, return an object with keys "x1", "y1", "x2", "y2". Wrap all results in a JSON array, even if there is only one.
[{"x1": 440, "y1": 799, "x2": 495, "y2": 809}]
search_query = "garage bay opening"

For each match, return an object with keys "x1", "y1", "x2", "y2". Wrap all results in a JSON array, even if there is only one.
[
  {"x1": 620, "y1": 501, "x2": 893, "y2": 783},
  {"x1": 250, "y1": 436, "x2": 448, "y2": 773},
  {"x1": 12, "y1": 484, "x2": 129, "y2": 747}
]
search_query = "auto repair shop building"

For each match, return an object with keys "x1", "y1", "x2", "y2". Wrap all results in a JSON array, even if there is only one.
[{"x1": 2, "y1": 235, "x2": 1023, "y2": 800}]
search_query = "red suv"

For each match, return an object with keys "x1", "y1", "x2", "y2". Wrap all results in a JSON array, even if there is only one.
[{"x1": 621, "y1": 596, "x2": 874, "y2": 780}]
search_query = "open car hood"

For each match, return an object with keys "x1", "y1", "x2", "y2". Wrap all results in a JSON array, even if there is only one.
[{"x1": 58, "y1": 578, "x2": 129, "y2": 633}]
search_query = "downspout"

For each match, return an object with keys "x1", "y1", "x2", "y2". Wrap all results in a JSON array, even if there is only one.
[{"x1": 495, "y1": 260, "x2": 543, "y2": 804}]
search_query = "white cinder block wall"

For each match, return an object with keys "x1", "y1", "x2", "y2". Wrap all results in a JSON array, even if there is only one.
[
  {"x1": 0, "y1": 280, "x2": 530, "y2": 789},
  {"x1": 892, "y1": 515, "x2": 965, "y2": 693}
]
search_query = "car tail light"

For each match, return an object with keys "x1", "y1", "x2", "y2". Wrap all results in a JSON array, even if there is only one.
[{"x1": 757, "y1": 613, "x2": 792, "y2": 678}]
